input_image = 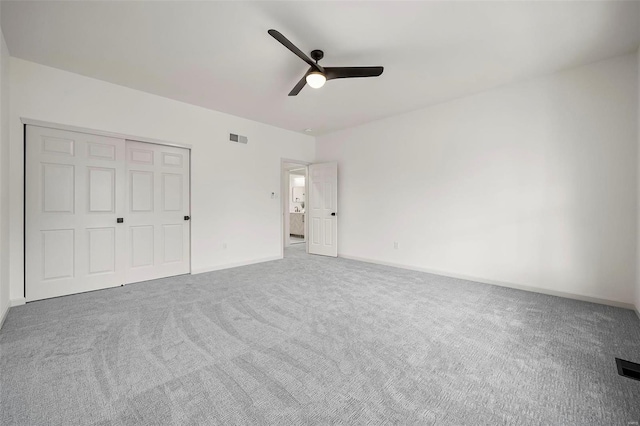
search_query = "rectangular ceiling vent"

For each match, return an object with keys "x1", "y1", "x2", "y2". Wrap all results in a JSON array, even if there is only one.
[{"x1": 229, "y1": 133, "x2": 248, "y2": 144}]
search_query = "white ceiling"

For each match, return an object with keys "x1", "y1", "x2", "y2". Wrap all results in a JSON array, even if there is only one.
[{"x1": 2, "y1": 1, "x2": 639, "y2": 135}]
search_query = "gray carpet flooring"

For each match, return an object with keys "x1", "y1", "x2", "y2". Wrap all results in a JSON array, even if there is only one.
[{"x1": 1, "y1": 244, "x2": 640, "y2": 425}]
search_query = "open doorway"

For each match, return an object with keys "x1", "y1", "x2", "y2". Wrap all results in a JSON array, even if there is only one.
[
  {"x1": 281, "y1": 160, "x2": 338, "y2": 258},
  {"x1": 288, "y1": 168, "x2": 306, "y2": 244},
  {"x1": 282, "y1": 161, "x2": 308, "y2": 251}
]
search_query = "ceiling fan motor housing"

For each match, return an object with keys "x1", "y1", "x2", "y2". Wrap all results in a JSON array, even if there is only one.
[{"x1": 311, "y1": 50, "x2": 324, "y2": 62}]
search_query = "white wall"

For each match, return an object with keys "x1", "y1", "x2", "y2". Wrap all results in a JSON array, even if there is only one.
[
  {"x1": 8, "y1": 58, "x2": 314, "y2": 303},
  {"x1": 317, "y1": 53, "x2": 638, "y2": 307},
  {"x1": 0, "y1": 10, "x2": 10, "y2": 323}
]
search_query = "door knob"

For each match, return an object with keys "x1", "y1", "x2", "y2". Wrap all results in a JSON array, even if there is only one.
[
  {"x1": 184, "y1": 216, "x2": 190, "y2": 221},
  {"x1": 117, "y1": 218, "x2": 124, "y2": 223},
  {"x1": 331, "y1": 212, "x2": 336, "y2": 216}
]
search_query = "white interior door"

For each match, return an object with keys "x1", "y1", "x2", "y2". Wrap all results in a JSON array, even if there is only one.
[
  {"x1": 26, "y1": 126, "x2": 126, "y2": 301},
  {"x1": 308, "y1": 162, "x2": 338, "y2": 257},
  {"x1": 125, "y1": 141, "x2": 190, "y2": 283}
]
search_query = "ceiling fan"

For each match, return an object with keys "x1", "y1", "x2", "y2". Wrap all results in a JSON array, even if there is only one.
[{"x1": 268, "y1": 29, "x2": 384, "y2": 96}]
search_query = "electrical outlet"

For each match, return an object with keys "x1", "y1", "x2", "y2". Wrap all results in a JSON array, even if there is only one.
[{"x1": 394, "y1": 242, "x2": 399, "y2": 249}]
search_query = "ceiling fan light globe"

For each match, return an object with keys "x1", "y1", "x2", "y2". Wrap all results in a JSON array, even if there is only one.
[{"x1": 306, "y1": 72, "x2": 326, "y2": 89}]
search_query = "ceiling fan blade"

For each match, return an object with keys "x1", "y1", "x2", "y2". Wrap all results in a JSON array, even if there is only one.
[
  {"x1": 268, "y1": 29, "x2": 323, "y2": 72},
  {"x1": 325, "y1": 66, "x2": 384, "y2": 80},
  {"x1": 288, "y1": 74, "x2": 307, "y2": 96}
]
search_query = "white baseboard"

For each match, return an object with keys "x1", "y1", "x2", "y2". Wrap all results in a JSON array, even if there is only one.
[
  {"x1": 635, "y1": 305, "x2": 640, "y2": 320},
  {"x1": 10, "y1": 297, "x2": 26, "y2": 307},
  {"x1": 338, "y1": 253, "x2": 635, "y2": 311},
  {"x1": 192, "y1": 256, "x2": 282, "y2": 275},
  {"x1": 0, "y1": 301, "x2": 10, "y2": 330}
]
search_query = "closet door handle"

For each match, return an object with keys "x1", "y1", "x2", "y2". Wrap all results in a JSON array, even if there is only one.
[
  {"x1": 117, "y1": 218, "x2": 124, "y2": 223},
  {"x1": 184, "y1": 216, "x2": 190, "y2": 221}
]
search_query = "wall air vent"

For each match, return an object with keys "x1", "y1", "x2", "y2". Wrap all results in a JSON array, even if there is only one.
[
  {"x1": 616, "y1": 358, "x2": 640, "y2": 381},
  {"x1": 229, "y1": 133, "x2": 248, "y2": 144}
]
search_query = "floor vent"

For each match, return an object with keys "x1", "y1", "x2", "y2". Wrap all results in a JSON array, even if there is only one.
[{"x1": 616, "y1": 358, "x2": 640, "y2": 381}]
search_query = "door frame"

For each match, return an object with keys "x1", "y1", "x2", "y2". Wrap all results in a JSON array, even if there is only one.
[
  {"x1": 280, "y1": 158, "x2": 310, "y2": 259},
  {"x1": 21, "y1": 118, "x2": 193, "y2": 300}
]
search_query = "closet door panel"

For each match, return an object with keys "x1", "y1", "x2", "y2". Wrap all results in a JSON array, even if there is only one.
[
  {"x1": 26, "y1": 126, "x2": 126, "y2": 301},
  {"x1": 125, "y1": 141, "x2": 190, "y2": 284}
]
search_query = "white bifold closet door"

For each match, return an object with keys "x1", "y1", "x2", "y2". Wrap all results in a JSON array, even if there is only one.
[
  {"x1": 125, "y1": 140, "x2": 190, "y2": 284},
  {"x1": 25, "y1": 125, "x2": 190, "y2": 302},
  {"x1": 26, "y1": 126, "x2": 127, "y2": 301}
]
